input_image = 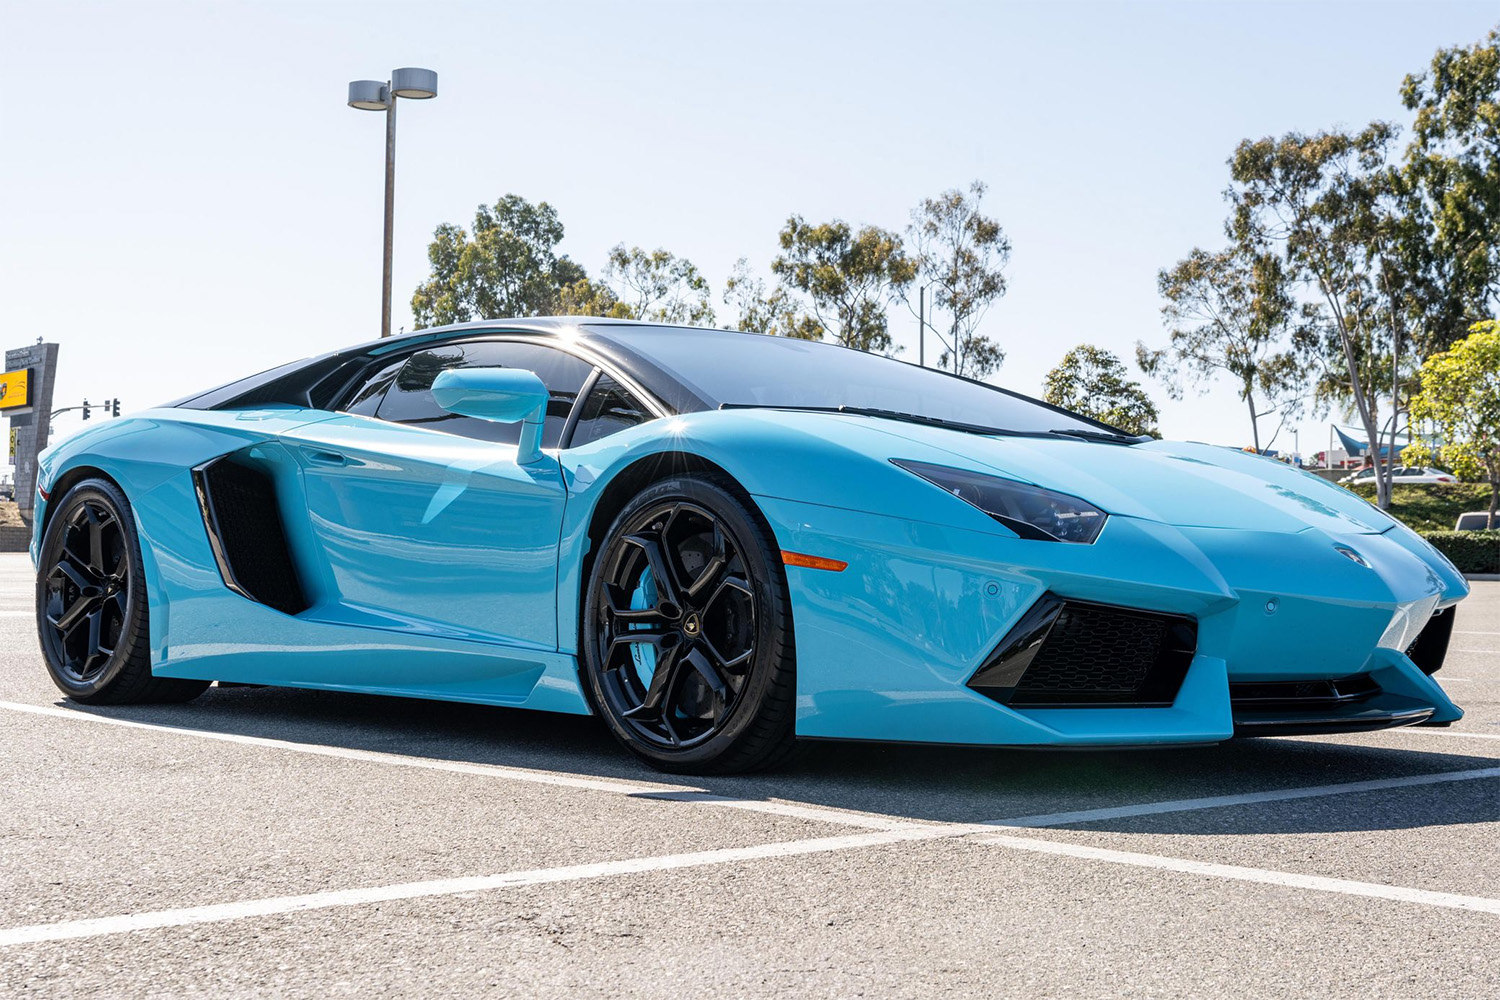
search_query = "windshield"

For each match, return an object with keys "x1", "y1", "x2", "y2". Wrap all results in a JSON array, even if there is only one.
[{"x1": 590, "y1": 326, "x2": 1106, "y2": 434}]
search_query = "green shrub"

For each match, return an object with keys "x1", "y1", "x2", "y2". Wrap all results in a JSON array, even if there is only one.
[{"x1": 1419, "y1": 531, "x2": 1500, "y2": 575}]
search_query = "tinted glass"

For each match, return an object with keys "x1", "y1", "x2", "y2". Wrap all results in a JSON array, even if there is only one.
[
  {"x1": 342, "y1": 358, "x2": 405, "y2": 416},
  {"x1": 591, "y1": 326, "x2": 1102, "y2": 433},
  {"x1": 569, "y1": 374, "x2": 653, "y2": 448},
  {"x1": 376, "y1": 341, "x2": 593, "y2": 446}
]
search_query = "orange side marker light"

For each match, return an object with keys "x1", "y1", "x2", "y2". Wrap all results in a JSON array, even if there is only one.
[{"x1": 781, "y1": 550, "x2": 848, "y2": 572}]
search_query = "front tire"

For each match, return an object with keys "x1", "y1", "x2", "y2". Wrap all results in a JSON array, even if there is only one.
[
  {"x1": 36, "y1": 478, "x2": 209, "y2": 705},
  {"x1": 581, "y1": 475, "x2": 797, "y2": 774}
]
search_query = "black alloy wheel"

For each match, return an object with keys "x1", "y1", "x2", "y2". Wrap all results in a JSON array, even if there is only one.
[
  {"x1": 36, "y1": 479, "x2": 209, "y2": 704},
  {"x1": 582, "y1": 475, "x2": 797, "y2": 773}
]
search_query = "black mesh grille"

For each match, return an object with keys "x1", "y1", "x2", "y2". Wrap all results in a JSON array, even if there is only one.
[
  {"x1": 972, "y1": 597, "x2": 1197, "y2": 708},
  {"x1": 196, "y1": 459, "x2": 308, "y2": 615},
  {"x1": 1014, "y1": 606, "x2": 1165, "y2": 697}
]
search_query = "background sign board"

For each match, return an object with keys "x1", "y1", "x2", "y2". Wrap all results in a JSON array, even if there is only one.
[
  {"x1": 4, "y1": 344, "x2": 59, "y2": 519},
  {"x1": 0, "y1": 368, "x2": 30, "y2": 411}
]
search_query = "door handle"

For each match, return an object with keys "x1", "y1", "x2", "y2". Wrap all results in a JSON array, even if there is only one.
[{"x1": 303, "y1": 449, "x2": 348, "y2": 467}]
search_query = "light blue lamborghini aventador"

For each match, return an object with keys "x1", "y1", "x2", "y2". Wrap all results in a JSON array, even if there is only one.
[{"x1": 33, "y1": 319, "x2": 1466, "y2": 772}]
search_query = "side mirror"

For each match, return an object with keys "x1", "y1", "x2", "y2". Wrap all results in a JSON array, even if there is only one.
[{"x1": 431, "y1": 368, "x2": 550, "y2": 465}]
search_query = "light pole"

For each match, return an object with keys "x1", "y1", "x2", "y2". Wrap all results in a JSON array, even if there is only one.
[
  {"x1": 348, "y1": 67, "x2": 438, "y2": 339},
  {"x1": 915, "y1": 283, "x2": 953, "y2": 370}
]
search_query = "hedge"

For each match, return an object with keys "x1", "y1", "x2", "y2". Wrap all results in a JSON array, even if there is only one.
[
  {"x1": 1420, "y1": 531, "x2": 1500, "y2": 575},
  {"x1": 1347, "y1": 482, "x2": 1492, "y2": 532}
]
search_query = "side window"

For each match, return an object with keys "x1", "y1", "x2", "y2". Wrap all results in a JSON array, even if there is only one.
[
  {"x1": 568, "y1": 374, "x2": 653, "y2": 448},
  {"x1": 341, "y1": 358, "x2": 405, "y2": 416},
  {"x1": 374, "y1": 341, "x2": 593, "y2": 447}
]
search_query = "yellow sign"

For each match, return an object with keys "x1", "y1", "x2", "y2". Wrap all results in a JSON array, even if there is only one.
[{"x1": 0, "y1": 368, "x2": 30, "y2": 410}]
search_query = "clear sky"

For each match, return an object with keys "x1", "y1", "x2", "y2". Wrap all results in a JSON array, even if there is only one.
[{"x1": 2, "y1": 0, "x2": 1495, "y2": 463}]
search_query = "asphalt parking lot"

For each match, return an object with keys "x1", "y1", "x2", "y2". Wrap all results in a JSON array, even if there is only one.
[{"x1": 1, "y1": 551, "x2": 1496, "y2": 998}]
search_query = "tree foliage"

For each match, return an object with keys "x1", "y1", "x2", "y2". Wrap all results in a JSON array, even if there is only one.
[
  {"x1": 1401, "y1": 27, "x2": 1500, "y2": 341},
  {"x1": 1140, "y1": 242, "x2": 1305, "y2": 451},
  {"x1": 908, "y1": 181, "x2": 1011, "y2": 379},
  {"x1": 721, "y1": 259, "x2": 823, "y2": 339},
  {"x1": 410, "y1": 194, "x2": 586, "y2": 328},
  {"x1": 603, "y1": 245, "x2": 715, "y2": 325},
  {"x1": 771, "y1": 216, "x2": 916, "y2": 354},
  {"x1": 1228, "y1": 124, "x2": 1417, "y2": 507},
  {"x1": 1045, "y1": 344, "x2": 1161, "y2": 437},
  {"x1": 554, "y1": 276, "x2": 631, "y2": 319},
  {"x1": 1402, "y1": 320, "x2": 1500, "y2": 526}
]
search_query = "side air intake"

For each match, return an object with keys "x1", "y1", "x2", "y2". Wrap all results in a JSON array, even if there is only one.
[
  {"x1": 1405, "y1": 606, "x2": 1455, "y2": 675},
  {"x1": 968, "y1": 595, "x2": 1197, "y2": 708},
  {"x1": 192, "y1": 457, "x2": 309, "y2": 615}
]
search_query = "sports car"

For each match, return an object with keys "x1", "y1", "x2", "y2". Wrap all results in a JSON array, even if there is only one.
[{"x1": 33, "y1": 318, "x2": 1467, "y2": 773}]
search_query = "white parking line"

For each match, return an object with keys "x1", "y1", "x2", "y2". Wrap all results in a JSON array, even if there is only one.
[
  {"x1": 1456, "y1": 631, "x2": 1500, "y2": 636},
  {"x1": 1405, "y1": 729, "x2": 1500, "y2": 742},
  {"x1": 0, "y1": 701, "x2": 917, "y2": 832},
  {"x1": 973, "y1": 835, "x2": 1500, "y2": 915},
  {"x1": 0, "y1": 824, "x2": 982, "y2": 947},
  {"x1": 2, "y1": 698, "x2": 1499, "y2": 945},
  {"x1": 6, "y1": 810, "x2": 1499, "y2": 947},
  {"x1": 985, "y1": 767, "x2": 1500, "y2": 828},
  {"x1": 4, "y1": 700, "x2": 1496, "y2": 832},
  {"x1": 1451, "y1": 648, "x2": 1499, "y2": 655}
]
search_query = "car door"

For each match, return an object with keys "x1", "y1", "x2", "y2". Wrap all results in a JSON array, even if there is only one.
[{"x1": 279, "y1": 339, "x2": 594, "y2": 648}]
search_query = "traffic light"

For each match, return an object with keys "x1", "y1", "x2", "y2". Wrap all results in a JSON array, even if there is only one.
[
  {"x1": 81, "y1": 399, "x2": 91, "y2": 421},
  {"x1": 110, "y1": 398, "x2": 120, "y2": 417}
]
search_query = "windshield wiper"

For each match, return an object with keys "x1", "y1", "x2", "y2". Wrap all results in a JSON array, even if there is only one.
[
  {"x1": 836, "y1": 406, "x2": 1018, "y2": 436},
  {"x1": 718, "y1": 403, "x2": 1017, "y2": 437},
  {"x1": 718, "y1": 403, "x2": 1147, "y2": 443},
  {"x1": 1045, "y1": 428, "x2": 1149, "y2": 445}
]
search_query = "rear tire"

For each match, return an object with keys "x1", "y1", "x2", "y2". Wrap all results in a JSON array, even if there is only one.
[
  {"x1": 36, "y1": 478, "x2": 210, "y2": 705},
  {"x1": 581, "y1": 475, "x2": 798, "y2": 774}
]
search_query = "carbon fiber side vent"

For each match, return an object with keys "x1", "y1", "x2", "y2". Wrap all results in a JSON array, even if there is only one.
[{"x1": 192, "y1": 457, "x2": 310, "y2": 615}]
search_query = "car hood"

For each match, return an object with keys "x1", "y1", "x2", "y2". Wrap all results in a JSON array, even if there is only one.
[{"x1": 826, "y1": 417, "x2": 1396, "y2": 536}]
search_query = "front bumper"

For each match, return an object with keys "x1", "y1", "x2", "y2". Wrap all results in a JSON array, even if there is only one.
[{"x1": 757, "y1": 496, "x2": 1465, "y2": 746}]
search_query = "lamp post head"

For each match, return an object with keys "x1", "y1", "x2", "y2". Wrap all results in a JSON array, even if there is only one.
[
  {"x1": 390, "y1": 67, "x2": 438, "y2": 99},
  {"x1": 347, "y1": 80, "x2": 389, "y2": 111}
]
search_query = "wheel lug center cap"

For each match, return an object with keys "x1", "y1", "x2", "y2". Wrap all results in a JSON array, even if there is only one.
[{"x1": 682, "y1": 613, "x2": 701, "y2": 638}]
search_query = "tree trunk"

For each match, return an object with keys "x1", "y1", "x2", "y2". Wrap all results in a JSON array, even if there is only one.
[
  {"x1": 1385, "y1": 308, "x2": 1403, "y2": 512},
  {"x1": 1246, "y1": 391, "x2": 1261, "y2": 453}
]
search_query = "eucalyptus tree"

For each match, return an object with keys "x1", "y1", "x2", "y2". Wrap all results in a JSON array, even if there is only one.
[
  {"x1": 1229, "y1": 124, "x2": 1412, "y2": 508},
  {"x1": 771, "y1": 216, "x2": 916, "y2": 354},
  {"x1": 411, "y1": 194, "x2": 586, "y2": 328},
  {"x1": 1045, "y1": 345, "x2": 1161, "y2": 438},
  {"x1": 603, "y1": 245, "x2": 715, "y2": 325},
  {"x1": 1401, "y1": 26, "x2": 1500, "y2": 342},
  {"x1": 1139, "y1": 242, "x2": 1305, "y2": 453},
  {"x1": 908, "y1": 181, "x2": 1011, "y2": 379},
  {"x1": 722, "y1": 258, "x2": 823, "y2": 339}
]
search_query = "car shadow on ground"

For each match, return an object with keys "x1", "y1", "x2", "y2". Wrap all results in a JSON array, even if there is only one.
[{"x1": 53, "y1": 683, "x2": 1500, "y2": 836}]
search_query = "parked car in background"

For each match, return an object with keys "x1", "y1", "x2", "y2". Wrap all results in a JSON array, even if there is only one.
[
  {"x1": 1339, "y1": 466, "x2": 1456, "y2": 486},
  {"x1": 1455, "y1": 511, "x2": 1496, "y2": 531}
]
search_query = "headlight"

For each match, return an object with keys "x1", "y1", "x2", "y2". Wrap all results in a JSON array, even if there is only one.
[{"x1": 892, "y1": 459, "x2": 1108, "y2": 543}]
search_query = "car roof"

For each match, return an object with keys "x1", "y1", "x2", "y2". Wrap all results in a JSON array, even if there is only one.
[{"x1": 167, "y1": 317, "x2": 732, "y2": 413}]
